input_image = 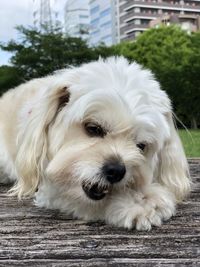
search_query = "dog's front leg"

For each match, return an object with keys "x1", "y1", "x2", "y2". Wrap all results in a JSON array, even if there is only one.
[{"x1": 105, "y1": 184, "x2": 176, "y2": 230}]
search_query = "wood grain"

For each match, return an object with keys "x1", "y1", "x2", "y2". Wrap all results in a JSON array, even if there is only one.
[{"x1": 0, "y1": 160, "x2": 199, "y2": 266}]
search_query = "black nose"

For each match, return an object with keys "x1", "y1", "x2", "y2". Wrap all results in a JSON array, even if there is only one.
[{"x1": 102, "y1": 161, "x2": 126, "y2": 184}]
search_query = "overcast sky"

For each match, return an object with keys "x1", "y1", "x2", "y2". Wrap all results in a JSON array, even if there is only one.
[{"x1": 0, "y1": 0, "x2": 66, "y2": 65}]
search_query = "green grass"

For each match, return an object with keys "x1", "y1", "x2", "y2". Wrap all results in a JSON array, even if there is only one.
[{"x1": 178, "y1": 130, "x2": 200, "y2": 158}]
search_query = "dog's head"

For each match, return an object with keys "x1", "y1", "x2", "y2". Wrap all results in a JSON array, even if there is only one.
[{"x1": 12, "y1": 57, "x2": 190, "y2": 203}]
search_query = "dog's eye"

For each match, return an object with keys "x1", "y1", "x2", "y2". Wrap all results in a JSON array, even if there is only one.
[
  {"x1": 137, "y1": 143, "x2": 146, "y2": 151},
  {"x1": 84, "y1": 122, "x2": 106, "y2": 138}
]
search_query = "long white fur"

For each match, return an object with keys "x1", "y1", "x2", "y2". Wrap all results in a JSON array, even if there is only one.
[{"x1": 0, "y1": 57, "x2": 191, "y2": 230}]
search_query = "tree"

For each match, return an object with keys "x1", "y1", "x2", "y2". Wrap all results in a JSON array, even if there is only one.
[
  {"x1": 115, "y1": 26, "x2": 199, "y2": 128},
  {"x1": 0, "y1": 26, "x2": 118, "y2": 94},
  {"x1": 0, "y1": 65, "x2": 22, "y2": 94},
  {"x1": 182, "y1": 31, "x2": 200, "y2": 129},
  {"x1": 0, "y1": 26, "x2": 96, "y2": 81}
]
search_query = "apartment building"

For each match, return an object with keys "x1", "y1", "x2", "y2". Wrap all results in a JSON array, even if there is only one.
[
  {"x1": 118, "y1": 0, "x2": 200, "y2": 41},
  {"x1": 89, "y1": 0, "x2": 118, "y2": 46},
  {"x1": 149, "y1": 13, "x2": 200, "y2": 32},
  {"x1": 64, "y1": 0, "x2": 90, "y2": 40}
]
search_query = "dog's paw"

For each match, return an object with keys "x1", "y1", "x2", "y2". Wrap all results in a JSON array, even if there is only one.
[
  {"x1": 135, "y1": 210, "x2": 161, "y2": 231},
  {"x1": 135, "y1": 192, "x2": 176, "y2": 231},
  {"x1": 133, "y1": 184, "x2": 176, "y2": 231},
  {"x1": 135, "y1": 203, "x2": 175, "y2": 231},
  {"x1": 105, "y1": 187, "x2": 176, "y2": 231}
]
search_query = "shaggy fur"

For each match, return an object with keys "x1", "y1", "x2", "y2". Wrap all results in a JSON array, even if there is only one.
[{"x1": 0, "y1": 57, "x2": 190, "y2": 230}]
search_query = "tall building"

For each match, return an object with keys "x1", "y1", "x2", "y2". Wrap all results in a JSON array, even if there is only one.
[
  {"x1": 118, "y1": 0, "x2": 200, "y2": 41},
  {"x1": 33, "y1": 0, "x2": 60, "y2": 31},
  {"x1": 89, "y1": 0, "x2": 118, "y2": 46},
  {"x1": 64, "y1": 0, "x2": 90, "y2": 40}
]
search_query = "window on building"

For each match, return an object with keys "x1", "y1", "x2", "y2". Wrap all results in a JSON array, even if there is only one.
[
  {"x1": 134, "y1": 19, "x2": 141, "y2": 25},
  {"x1": 102, "y1": 34, "x2": 111, "y2": 40},
  {"x1": 100, "y1": 21, "x2": 111, "y2": 29},
  {"x1": 134, "y1": 7, "x2": 141, "y2": 13},
  {"x1": 79, "y1": 15, "x2": 88, "y2": 19},
  {"x1": 100, "y1": 8, "x2": 111, "y2": 17},
  {"x1": 91, "y1": 18, "x2": 99, "y2": 25},
  {"x1": 92, "y1": 30, "x2": 100, "y2": 36},
  {"x1": 90, "y1": 5, "x2": 99, "y2": 15},
  {"x1": 141, "y1": 19, "x2": 150, "y2": 25},
  {"x1": 101, "y1": 35, "x2": 112, "y2": 45}
]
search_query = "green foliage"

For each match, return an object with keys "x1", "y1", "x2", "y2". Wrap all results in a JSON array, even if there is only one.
[
  {"x1": 179, "y1": 130, "x2": 200, "y2": 157},
  {"x1": 181, "y1": 31, "x2": 200, "y2": 129},
  {"x1": 94, "y1": 43, "x2": 118, "y2": 58},
  {"x1": 114, "y1": 26, "x2": 200, "y2": 128},
  {"x1": 0, "y1": 65, "x2": 22, "y2": 93}
]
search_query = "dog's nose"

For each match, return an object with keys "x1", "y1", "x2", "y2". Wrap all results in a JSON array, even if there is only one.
[{"x1": 102, "y1": 161, "x2": 126, "y2": 184}]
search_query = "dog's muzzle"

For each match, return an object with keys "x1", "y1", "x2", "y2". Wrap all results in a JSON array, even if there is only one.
[
  {"x1": 82, "y1": 160, "x2": 126, "y2": 201},
  {"x1": 82, "y1": 183, "x2": 110, "y2": 201}
]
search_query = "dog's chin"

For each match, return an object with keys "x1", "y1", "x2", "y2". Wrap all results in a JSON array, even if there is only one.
[{"x1": 82, "y1": 183, "x2": 110, "y2": 201}]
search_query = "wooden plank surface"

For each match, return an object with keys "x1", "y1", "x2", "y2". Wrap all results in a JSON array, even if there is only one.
[{"x1": 0, "y1": 160, "x2": 199, "y2": 267}]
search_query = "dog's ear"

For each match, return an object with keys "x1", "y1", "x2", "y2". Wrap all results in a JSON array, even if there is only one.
[
  {"x1": 10, "y1": 85, "x2": 70, "y2": 198},
  {"x1": 157, "y1": 114, "x2": 191, "y2": 201}
]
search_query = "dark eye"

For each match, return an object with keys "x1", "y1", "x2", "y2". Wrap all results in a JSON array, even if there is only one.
[
  {"x1": 137, "y1": 143, "x2": 146, "y2": 151},
  {"x1": 84, "y1": 122, "x2": 106, "y2": 138}
]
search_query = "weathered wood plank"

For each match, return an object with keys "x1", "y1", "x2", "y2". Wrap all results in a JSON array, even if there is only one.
[
  {"x1": 0, "y1": 259, "x2": 199, "y2": 267},
  {"x1": 0, "y1": 160, "x2": 199, "y2": 266},
  {"x1": 0, "y1": 259, "x2": 200, "y2": 267}
]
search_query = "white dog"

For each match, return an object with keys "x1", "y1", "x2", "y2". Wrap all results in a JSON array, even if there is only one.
[{"x1": 0, "y1": 57, "x2": 190, "y2": 230}]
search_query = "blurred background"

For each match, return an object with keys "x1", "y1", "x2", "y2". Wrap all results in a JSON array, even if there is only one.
[{"x1": 0, "y1": 0, "x2": 199, "y2": 156}]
